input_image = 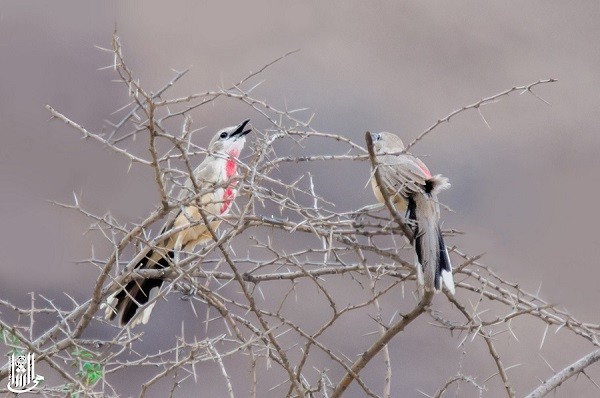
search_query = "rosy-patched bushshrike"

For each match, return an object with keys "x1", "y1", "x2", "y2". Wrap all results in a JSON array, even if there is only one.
[
  {"x1": 368, "y1": 131, "x2": 455, "y2": 295},
  {"x1": 104, "y1": 119, "x2": 251, "y2": 327}
]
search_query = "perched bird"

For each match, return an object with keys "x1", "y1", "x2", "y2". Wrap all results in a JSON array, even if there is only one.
[
  {"x1": 367, "y1": 131, "x2": 455, "y2": 295},
  {"x1": 104, "y1": 119, "x2": 251, "y2": 327}
]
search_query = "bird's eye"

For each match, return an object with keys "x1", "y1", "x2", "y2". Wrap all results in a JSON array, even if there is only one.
[{"x1": 219, "y1": 132, "x2": 228, "y2": 139}]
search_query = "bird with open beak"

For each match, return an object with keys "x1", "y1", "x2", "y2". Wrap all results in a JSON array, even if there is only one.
[{"x1": 104, "y1": 119, "x2": 251, "y2": 327}]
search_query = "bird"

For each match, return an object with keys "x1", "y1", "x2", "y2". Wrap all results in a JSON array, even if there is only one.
[
  {"x1": 104, "y1": 119, "x2": 251, "y2": 327},
  {"x1": 367, "y1": 131, "x2": 455, "y2": 295}
]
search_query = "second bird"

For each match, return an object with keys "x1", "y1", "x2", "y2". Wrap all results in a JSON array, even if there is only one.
[{"x1": 368, "y1": 131, "x2": 455, "y2": 295}]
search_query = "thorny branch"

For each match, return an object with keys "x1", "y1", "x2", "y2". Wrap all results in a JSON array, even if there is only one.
[
  {"x1": 524, "y1": 350, "x2": 600, "y2": 398},
  {"x1": 2, "y1": 33, "x2": 594, "y2": 398}
]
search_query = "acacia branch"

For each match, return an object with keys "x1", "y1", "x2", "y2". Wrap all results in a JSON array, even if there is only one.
[
  {"x1": 3, "y1": 34, "x2": 584, "y2": 398},
  {"x1": 405, "y1": 78, "x2": 557, "y2": 150},
  {"x1": 524, "y1": 350, "x2": 600, "y2": 398},
  {"x1": 330, "y1": 291, "x2": 433, "y2": 398}
]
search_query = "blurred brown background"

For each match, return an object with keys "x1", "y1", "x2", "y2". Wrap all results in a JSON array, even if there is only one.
[{"x1": 1, "y1": 1, "x2": 599, "y2": 396}]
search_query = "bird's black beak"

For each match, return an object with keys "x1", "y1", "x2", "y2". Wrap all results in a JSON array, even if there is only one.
[{"x1": 232, "y1": 119, "x2": 251, "y2": 137}]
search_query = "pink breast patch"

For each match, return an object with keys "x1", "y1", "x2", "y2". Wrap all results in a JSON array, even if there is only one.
[
  {"x1": 221, "y1": 150, "x2": 240, "y2": 214},
  {"x1": 225, "y1": 150, "x2": 239, "y2": 178},
  {"x1": 220, "y1": 187, "x2": 235, "y2": 214},
  {"x1": 225, "y1": 159, "x2": 237, "y2": 178}
]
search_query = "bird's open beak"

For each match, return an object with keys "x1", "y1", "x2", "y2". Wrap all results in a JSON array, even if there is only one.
[{"x1": 232, "y1": 119, "x2": 251, "y2": 137}]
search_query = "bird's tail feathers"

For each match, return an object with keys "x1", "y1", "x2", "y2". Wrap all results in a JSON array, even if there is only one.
[
  {"x1": 437, "y1": 229, "x2": 455, "y2": 294},
  {"x1": 103, "y1": 248, "x2": 172, "y2": 326},
  {"x1": 408, "y1": 193, "x2": 455, "y2": 295}
]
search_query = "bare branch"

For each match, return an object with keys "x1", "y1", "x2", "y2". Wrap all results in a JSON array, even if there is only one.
[{"x1": 524, "y1": 350, "x2": 600, "y2": 398}]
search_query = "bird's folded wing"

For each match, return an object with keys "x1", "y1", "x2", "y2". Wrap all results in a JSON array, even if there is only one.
[{"x1": 379, "y1": 154, "x2": 430, "y2": 196}]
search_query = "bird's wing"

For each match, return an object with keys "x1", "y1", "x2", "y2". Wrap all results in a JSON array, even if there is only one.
[
  {"x1": 168, "y1": 158, "x2": 223, "y2": 228},
  {"x1": 379, "y1": 153, "x2": 431, "y2": 197},
  {"x1": 164, "y1": 158, "x2": 225, "y2": 250},
  {"x1": 179, "y1": 158, "x2": 221, "y2": 199}
]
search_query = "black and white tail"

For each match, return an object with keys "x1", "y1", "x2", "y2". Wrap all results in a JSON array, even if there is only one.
[
  {"x1": 407, "y1": 174, "x2": 455, "y2": 295},
  {"x1": 103, "y1": 249, "x2": 172, "y2": 327}
]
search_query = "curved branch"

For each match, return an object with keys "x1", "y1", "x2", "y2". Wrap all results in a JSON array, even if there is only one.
[{"x1": 405, "y1": 78, "x2": 557, "y2": 150}]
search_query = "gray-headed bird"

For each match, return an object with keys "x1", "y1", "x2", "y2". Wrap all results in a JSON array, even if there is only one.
[
  {"x1": 367, "y1": 131, "x2": 455, "y2": 295},
  {"x1": 104, "y1": 119, "x2": 251, "y2": 327}
]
